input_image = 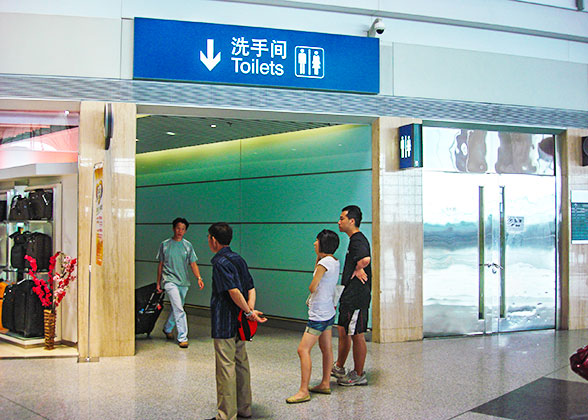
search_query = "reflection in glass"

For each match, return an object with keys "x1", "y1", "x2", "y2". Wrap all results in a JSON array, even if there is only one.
[
  {"x1": 424, "y1": 127, "x2": 554, "y2": 175},
  {"x1": 0, "y1": 111, "x2": 79, "y2": 170}
]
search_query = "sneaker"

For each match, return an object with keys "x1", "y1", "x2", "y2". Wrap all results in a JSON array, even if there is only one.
[
  {"x1": 337, "y1": 370, "x2": 367, "y2": 386},
  {"x1": 163, "y1": 330, "x2": 174, "y2": 340},
  {"x1": 331, "y1": 363, "x2": 347, "y2": 379},
  {"x1": 178, "y1": 341, "x2": 189, "y2": 348}
]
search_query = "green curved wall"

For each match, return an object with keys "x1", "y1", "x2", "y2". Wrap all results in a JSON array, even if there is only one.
[{"x1": 135, "y1": 124, "x2": 372, "y2": 320}]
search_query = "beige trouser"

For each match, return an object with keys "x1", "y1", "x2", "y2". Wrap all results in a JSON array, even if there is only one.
[{"x1": 214, "y1": 336, "x2": 252, "y2": 420}]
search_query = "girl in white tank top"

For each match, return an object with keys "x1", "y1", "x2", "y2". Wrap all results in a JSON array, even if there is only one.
[{"x1": 286, "y1": 229, "x2": 340, "y2": 404}]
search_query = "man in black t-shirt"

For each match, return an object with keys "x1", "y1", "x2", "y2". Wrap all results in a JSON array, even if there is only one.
[{"x1": 332, "y1": 205, "x2": 372, "y2": 387}]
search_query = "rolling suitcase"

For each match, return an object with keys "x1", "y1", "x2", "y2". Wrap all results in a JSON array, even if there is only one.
[
  {"x1": 135, "y1": 283, "x2": 165, "y2": 336},
  {"x1": 13, "y1": 280, "x2": 44, "y2": 337}
]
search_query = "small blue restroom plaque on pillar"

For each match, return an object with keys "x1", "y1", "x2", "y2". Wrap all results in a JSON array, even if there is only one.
[{"x1": 399, "y1": 124, "x2": 423, "y2": 169}]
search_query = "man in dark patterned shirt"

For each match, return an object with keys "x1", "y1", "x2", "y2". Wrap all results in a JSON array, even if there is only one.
[{"x1": 205, "y1": 222, "x2": 266, "y2": 420}]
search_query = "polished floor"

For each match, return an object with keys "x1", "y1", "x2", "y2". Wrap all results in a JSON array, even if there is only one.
[{"x1": 1, "y1": 312, "x2": 588, "y2": 420}]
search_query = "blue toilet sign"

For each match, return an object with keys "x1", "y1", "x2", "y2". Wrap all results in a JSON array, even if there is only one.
[
  {"x1": 294, "y1": 47, "x2": 324, "y2": 79},
  {"x1": 134, "y1": 18, "x2": 379, "y2": 94},
  {"x1": 399, "y1": 124, "x2": 423, "y2": 169}
]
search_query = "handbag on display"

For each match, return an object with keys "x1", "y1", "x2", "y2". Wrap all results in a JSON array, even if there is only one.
[
  {"x1": 237, "y1": 310, "x2": 258, "y2": 341},
  {"x1": 570, "y1": 345, "x2": 588, "y2": 381}
]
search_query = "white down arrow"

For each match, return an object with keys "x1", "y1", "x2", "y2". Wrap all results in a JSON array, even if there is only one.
[{"x1": 200, "y1": 39, "x2": 221, "y2": 71}]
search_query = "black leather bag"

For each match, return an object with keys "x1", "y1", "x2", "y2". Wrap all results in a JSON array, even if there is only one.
[
  {"x1": 25, "y1": 232, "x2": 53, "y2": 271},
  {"x1": 9, "y1": 231, "x2": 31, "y2": 270},
  {"x1": 1, "y1": 284, "x2": 16, "y2": 332},
  {"x1": 8, "y1": 195, "x2": 31, "y2": 221},
  {"x1": 28, "y1": 189, "x2": 53, "y2": 220}
]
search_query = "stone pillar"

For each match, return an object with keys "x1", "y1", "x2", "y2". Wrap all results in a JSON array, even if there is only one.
[
  {"x1": 78, "y1": 101, "x2": 136, "y2": 358},
  {"x1": 372, "y1": 117, "x2": 423, "y2": 343}
]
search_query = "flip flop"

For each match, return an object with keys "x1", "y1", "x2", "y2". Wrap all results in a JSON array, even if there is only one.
[{"x1": 286, "y1": 395, "x2": 311, "y2": 404}]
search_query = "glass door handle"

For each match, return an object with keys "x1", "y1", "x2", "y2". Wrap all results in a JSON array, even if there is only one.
[{"x1": 480, "y1": 262, "x2": 503, "y2": 273}]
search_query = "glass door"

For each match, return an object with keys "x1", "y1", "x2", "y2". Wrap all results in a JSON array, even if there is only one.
[
  {"x1": 423, "y1": 171, "x2": 487, "y2": 336},
  {"x1": 423, "y1": 172, "x2": 556, "y2": 337},
  {"x1": 496, "y1": 174, "x2": 556, "y2": 332}
]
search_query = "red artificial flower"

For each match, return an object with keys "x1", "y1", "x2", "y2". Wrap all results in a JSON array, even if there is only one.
[
  {"x1": 24, "y1": 255, "x2": 38, "y2": 273},
  {"x1": 25, "y1": 256, "x2": 52, "y2": 307}
]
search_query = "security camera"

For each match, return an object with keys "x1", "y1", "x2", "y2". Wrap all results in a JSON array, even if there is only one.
[{"x1": 368, "y1": 18, "x2": 385, "y2": 37}]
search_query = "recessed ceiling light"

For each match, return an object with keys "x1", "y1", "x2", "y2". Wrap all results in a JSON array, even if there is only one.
[
  {"x1": 210, "y1": 124, "x2": 217, "y2": 128},
  {"x1": 166, "y1": 131, "x2": 175, "y2": 136}
]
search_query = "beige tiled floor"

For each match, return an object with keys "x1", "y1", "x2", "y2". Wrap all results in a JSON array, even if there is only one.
[{"x1": 1, "y1": 311, "x2": 588, "y2": 420}]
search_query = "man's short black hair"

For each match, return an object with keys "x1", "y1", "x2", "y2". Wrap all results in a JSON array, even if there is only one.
[
  {"x1": 342, "y1": 205, "x2": 362, "y2": 227},
  {"x1": 317, "y1": 229, "x2": 339, "y2": 254},
  {"x1": 208, "y1": 222, "x2": 233, "y2": 246},
  {"x1": 173, "y1": 217, "x2": 189, "y2": 229}
]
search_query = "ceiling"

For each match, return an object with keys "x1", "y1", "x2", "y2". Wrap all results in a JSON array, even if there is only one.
[
  {"x1": 135, "y1": 115, "x2": 335, "y2": 154},
  {"x1": 0, "y1": 114, "x2": 340, "y2": 154}
]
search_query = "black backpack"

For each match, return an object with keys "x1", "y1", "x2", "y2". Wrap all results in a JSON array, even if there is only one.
[
  {"x1": 28, "y1": 189, "x2": 53, "y2": 220},
  {"x1": 9, "y1": 231, "x2": 31, "y2": 270},
  {"x1": 25, "y1": 232, "x2": 53, "y2": 271},
  {"x1": 8, "y1": 195, "x2": 31, "y2": 221}
]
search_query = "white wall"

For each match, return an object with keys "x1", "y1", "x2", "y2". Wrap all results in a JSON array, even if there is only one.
[
  {"x1": 390, "y1": 43, "x2": 588, "y2": 110},
  {"x1": 0, "y1": 13, "x2": 121, "y2": 78}
]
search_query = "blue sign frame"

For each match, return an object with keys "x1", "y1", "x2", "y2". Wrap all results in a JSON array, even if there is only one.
[
  {"x1": 399, "y1": 124, "x2": 423, "y2": 169},
  {"x1": 134, "y1": 18, "x2": 379, "y2": 94}
]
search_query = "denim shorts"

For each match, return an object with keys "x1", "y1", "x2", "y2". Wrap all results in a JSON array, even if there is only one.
[{"x1": 305, "y1": 315, "x2": 336, "y2": 336}]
